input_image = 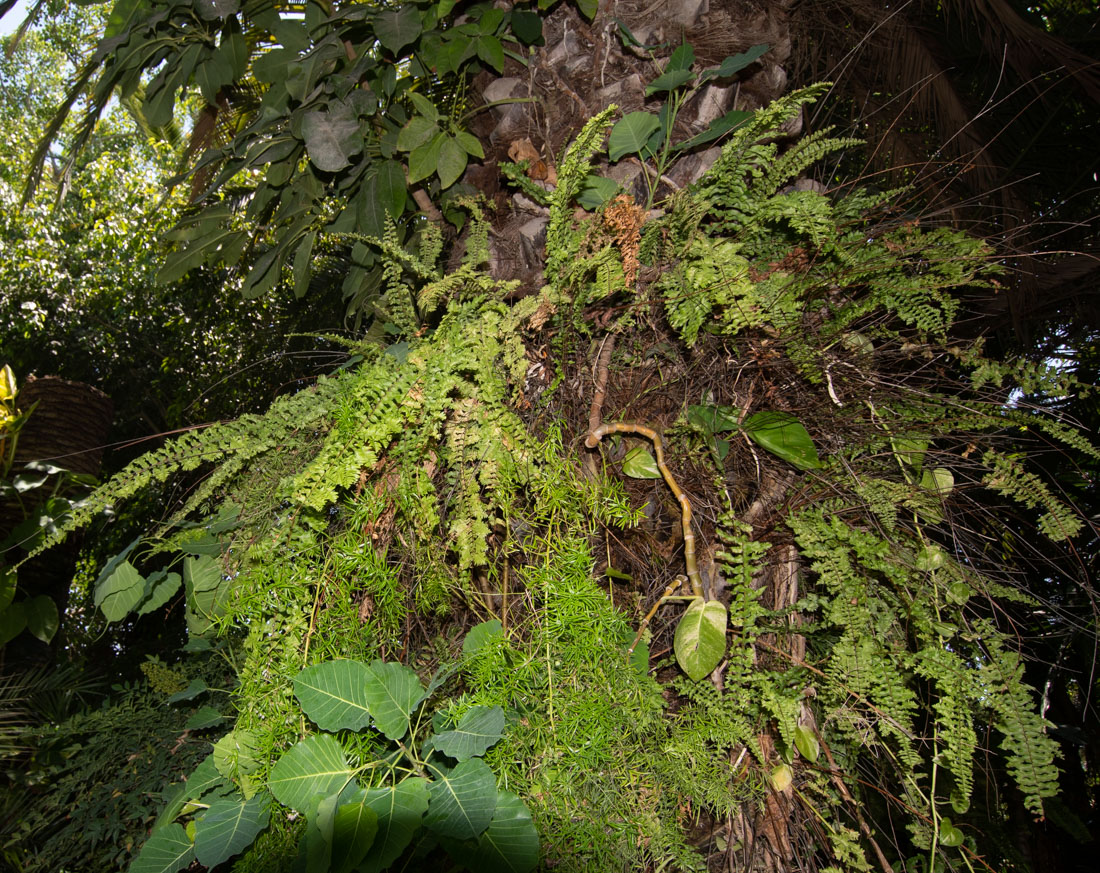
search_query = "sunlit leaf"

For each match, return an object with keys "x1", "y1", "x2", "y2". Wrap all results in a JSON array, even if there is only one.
[
  {"x1": 269, "y1": 734, "x2": 354, "y2": 812},
  {"x1": 95, "y1": 559, "x2": 146, "y2": 622},
  {"x1": 621, "y1": 446, "x2": 661, "y2": 479},
  {"x1": 768, "y1": 763, "x2": 793, "y2": 792},
  {"x1": 793, "y1": 725, "x2": 820, "y2": 763},
  {"x1": 673, "y1": 598, "x2": 727, "y2": 682},
  {"x1": 363, "y1": 660, "x2": 425, "y2": 741},
  {"x1": 294, "y1": 660, "x2": 373, "y2": 732}
]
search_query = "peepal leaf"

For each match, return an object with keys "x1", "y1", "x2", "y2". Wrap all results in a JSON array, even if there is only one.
[
  {"x1": 95, "y1": 559, "x2": 146, "y2": 622},
  {"x1": 129, "y1": 823, "x2": 195, "y2": 873},
  {"x1": 742, "y1": 411, "x2": 822, "y2": 470},
  {"x1": 363, "y1": 660, "x2": 425, "y2": 740},
  {"x1": 294, "y1": 660, "x2": 373, "y2": 731},
  {"x1": 268, "y1": 734, "x2": 353, "y2": 811},
  {"x1": 359, "y1": 778, "x2": 430, "y2": 873},
  {"x1": 430, "y1": 705, "x2": 505, "y2": 761},
  {"x1": 425, "y1": 758, "x2": 497, "y2": 839},
  {"x1": 674, "y1": 598, "x2": 727, "y2": 682},
  {"x1": 443, "y1": 789, "x2": 539, "y2": 873},
  {"x1": 194, "y1": 794, "x2": 270, "y2": 867}
]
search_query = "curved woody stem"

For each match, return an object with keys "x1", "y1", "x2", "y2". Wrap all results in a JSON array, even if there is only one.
[{"x1": 586, "y1": 421, "x2": 703, "y2": 599}]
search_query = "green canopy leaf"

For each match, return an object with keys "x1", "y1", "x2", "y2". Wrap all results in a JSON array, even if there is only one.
[
  {"x1": 193, "y1": 794, "x2": 270, "y2": 867},
  {"x1": 700, "y1": 44, "x2": 769, "y2": 81},
  {"x1": 425, "y1": 758, "x2": 497, "y2": 839},
  {"x1": 793, "y1": 724, "x2": 820, "y2": 763},
  {"x1": 742, "y1": 411, "x2": 822, "y2": 470},
  {"x1": 268, "y1": 734, "x2": 353, "y2": 812},
  {"x1": 674, "y1": 598, "x2": 728, "y2": 682},
  {"x1": 436, "y1": 135, "x2": 468, "y2": 189},
  {"x1": 430, "y1": 705, "x2": 505, "y2": 761},
  {"x1": 302, "y1": 104, "x2": 363, "y2": 173},
  {"x1": 363, "y1": 660, "x2": 425, "y2": 741},
  {"x1": 129, "y1": 823, "x2": 195, "y2": 873},
  {"x1": 294, "y1": 660, "x2": 374, "y2": 732}
]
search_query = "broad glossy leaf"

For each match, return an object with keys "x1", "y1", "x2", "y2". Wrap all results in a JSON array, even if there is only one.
[
  {"x1": 674, "y1": 108, "x2": 750, "y2": 151},
  {"x1": 743, "y1": 411, "x2": 822, "y2": 470},
  {"x1": 375, "y1": 7, "x2": 422, "y2": 53},
  {"x1": 269, "y1": 734, "x2": 354, "y2": 812},
  {"x1": 430, "y1": 706, "x2": 505, "y2": 761},
  {"x1": 293, "y1": 232, "x2": 316, "y2": 299},
  {"x1": 95, "y1": 559, "x2": 146, "y2": 622},
  {"x1": 129, "y1": 823, "x2": 195, "y2": 873},
  {"x1": 359, "y1": 778, "x2": 430, "y2": 873},
  {"x1": 891, "y1": 436, "x2": 928, "y2": 469},
  {"x1": 673, "y1": 598, "x2": 727, "y2": 682},
  {"x1": 194, "y1": 794, "x2": 270, "y2": 867},
  {"x1": 700, "y1": 44, "x2": 769, "y2": 81},
  {"x1": 938, "y1": 817, "x2": 964, "y2": 847},
  {"x1": 0, "y1": 601, "x2": 26, "y2": 646},
  {"x1": 621, "y1": 446, "x2": 661, "y2": 479},
  {"x1": 436, "y1": 136, "x2": 468, "y2": 188},
  {"x1": 331, "y1": 796, "x2": 379, "y2": 873},
  {"x1": 156, "y1": 755, "x2": 232, "y2": 828},
  {"x1": 509, "y1": 10, "x2": 543, "y2": 45},
  {"x1": 608, "y1": 111, "x2": 661, "y2": 161},
  {"x1": 241, "y1": 245, "x2": 284, "y2": 300},
  {"x1": 213, "y1": 729, "x2": 261, "y2": 782},
  {"x1": 668, "y1": 42, "x2": 696, "y2": 72},
  {"x1": 442, "y1": 789, "x2": 538, "y2": 873},
  {"x1": 363, "y1": 660, "x2": 425, "y2": 741},
  {"x1": 303, "y1": 104, "x2": 363, "y2": 172},
  {"x1": 167, "y1": 678, "x2": 208, "y2": 703},
  {"x1": 23, "y1": 595, "x2": 58, "y2": 643},
  {"x1": 455, "y1": 130, "x2": 484, "y2": 159},
  {"x1": 793, "y1": 724, "x2": 820, "y2": 763},
  {"x1": 294, "y1": 660, "x2": 373, "y2": 732},
  {"x1": 574, "y1": 0, "x2": 597, "y2": 19},
  {"x1": 425, "y1": 758, "x2": 497, "y2": 839}
]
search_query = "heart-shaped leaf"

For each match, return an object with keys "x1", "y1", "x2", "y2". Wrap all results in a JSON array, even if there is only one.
[
  {"x1": 268, "y1": 734, "x2": 353, "y2": 812},
  {"x1": 425, "y1": 758, "x2": 497, "y2": 839},
  {"x1": 673, "y1": 598, "x2": 727, "y2": 682},
  {"x1": 608, "y1": 111, "x2": 661, "y2": 161},
  {"x1": 441, "y1": 789, "x2": 538, "y2": 873},
  {"x1": 194, "y1": 794, "x2": 270, "y2": 867},
  {"x1": 302, "y1": 104, "x2": 363, "y2": 172},
  {"x1": 129, "y1": 823, "x2": 195, "y2": 873},
  {"x1": 375, "y1": 7, "x2": 422, "y2": 53},
  {"x1": 24, "y1": 595, "x2": 58, "y2": 643},
  {"x1": 331, "y1": 796, "x2": 379, "y2": 873},
  {"x1": 363, "y1": 660, "x2": 426, "y2": 741},
  {"x1": 294, "y1": 660, "x2": 373, "y2": 732},
  {"x1": 430, "y1": 706, "x2": 505, "y2": 761}
]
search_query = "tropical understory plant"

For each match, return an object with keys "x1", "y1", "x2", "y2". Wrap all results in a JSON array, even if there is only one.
[{"x1": 11, "y1": 72, "x2": 1097, "y2": 873}]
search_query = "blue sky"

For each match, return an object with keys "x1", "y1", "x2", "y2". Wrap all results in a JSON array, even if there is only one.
[{"x1": 1, "y1": 1, "x2": 32, "y2": 38}]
